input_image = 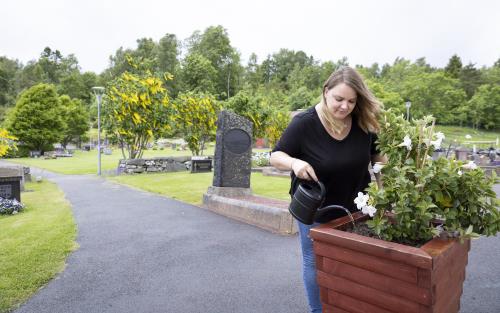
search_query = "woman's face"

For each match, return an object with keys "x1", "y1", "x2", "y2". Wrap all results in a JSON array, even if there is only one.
[{"x1": 324, "y1": 83, "x2": 357, "y2": 120}]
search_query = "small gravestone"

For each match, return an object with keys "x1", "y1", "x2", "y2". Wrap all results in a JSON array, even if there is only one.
[
  {"x1": 0, "y1": 176, "x2": 22, "y2": 201},
  {"x1": 191, "y1": 156, "x2": 212, "y2": 173},
  {"x1": 0, "y1": 167, "x2": 25, "y2": 192},
  {"x1": 212, "y1": 110, "x2": 252, "y2": 188},
  {"x1": 29, "y1": 150, "x2": 41, "y2": 158}
]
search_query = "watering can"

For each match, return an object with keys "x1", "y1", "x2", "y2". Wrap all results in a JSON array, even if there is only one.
[{"x1": 288, "y1": 178, "x2": 350, "y2": 225}]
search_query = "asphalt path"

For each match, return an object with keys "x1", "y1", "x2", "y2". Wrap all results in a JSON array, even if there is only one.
[{"x1": 10, "y1": 168, "x2": 500, "y2": 313}]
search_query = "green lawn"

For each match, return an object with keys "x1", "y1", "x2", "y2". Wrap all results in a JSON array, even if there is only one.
[
  {"x1": 0, "y1": 181, "x2": 77, "y2": 313},
  {"x1": 435, "y1": 125, "x2": 499, "y2": 148},
  {"x1": 109, "y1": 171, "x2": 290, "y2": 205},
  {"x1": 7, "y1": 147, "x2": 214, "y2": 175}
]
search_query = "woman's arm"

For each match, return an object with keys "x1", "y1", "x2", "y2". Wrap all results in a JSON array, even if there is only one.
[
  {"x1": 270, "y1": 151, "x2": 318, "y2": 181},
  {"x1": 371, "y1": 153, "x2": 387, "y2": 189}
]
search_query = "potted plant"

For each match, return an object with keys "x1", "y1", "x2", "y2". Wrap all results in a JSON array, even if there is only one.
[{"x1": 310, "y1": 111, "x2": 499, "y2": 313}]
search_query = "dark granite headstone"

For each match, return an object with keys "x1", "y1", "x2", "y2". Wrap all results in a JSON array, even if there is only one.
[
  {"x1": 191, "y1": 159, "x2": 213, "y2": 173},
  {"x1": 0, "y1": 176, "x2": 22, "y2": 201},
  {"x1": 212, "y1": 111, "x2": 252, "y2": 188}
]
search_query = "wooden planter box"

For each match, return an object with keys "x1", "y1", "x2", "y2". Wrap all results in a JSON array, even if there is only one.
[{"x1": 310, "y1": 212, "x2": 470, "y2": 313}]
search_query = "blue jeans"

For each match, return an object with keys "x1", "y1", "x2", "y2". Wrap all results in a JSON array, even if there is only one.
[{"x1": 298, "y1": 221, "x2": 322, "y2": 313}]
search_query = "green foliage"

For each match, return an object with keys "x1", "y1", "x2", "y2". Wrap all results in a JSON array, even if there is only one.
[
  {"x1": 363, "y1": 110, "x2": 499, "y2": 243},
  {"x1": 459, "y1": 63, "x2": 484, "y2": 99},
  {"x1": 444, "y1": 54, "x2": 462, "y2": 79},
  {"x1": 7, "y1": 84, "x2": 65, "y2": 153},
  {"x1": 172, "y1": 92, "x2": 220, "y2": 155},
  {"x1": 467, "y1": 84, "x2": 500, "y2": 129},
  {"x1": 59, "y1": 95, "x2": 90, "y2": 148},
  {"x1": 0, "y1": 128, "x2": 16, "y2": 157},
  {"x1": 264, "y1": 108, "x2": 291, "y2": 147},
  {"x1": 104, "y1": 56, "x2": 173, "y2": 159},
  {"x1": 179, "y1": 53, "x2": 217, "y2": 94},
  {"x1": 287, "y1": 86, "x2": 317, "y2": 110},
  {"x1": 186, "y1": 25, "x2": 242, "y2": 98}
]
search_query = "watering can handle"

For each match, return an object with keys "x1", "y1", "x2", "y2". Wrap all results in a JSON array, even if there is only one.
[{"x1": 291, "y1": 176, "x2": 326, "y2": 199}]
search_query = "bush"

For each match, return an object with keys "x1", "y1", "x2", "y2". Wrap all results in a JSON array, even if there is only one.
[
  {"x1": 0, "y1": 198, "x2": 24, "y2": 215},
  {"x1": 252, "y1": 151, "x2": 270, "y2": 167}
]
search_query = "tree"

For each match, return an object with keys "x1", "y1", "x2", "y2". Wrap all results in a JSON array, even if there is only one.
[
  {"x1": 0, "y1": 57, "x2": 20, "y2": 107},
  {"x1": 186, "y1": 25, "x2": 242, "y2": 98},
  {"x1": 179, "y1": 53, "x2": 217, "y2": 94},
  {"x1": 459, "y1": 63, "x2": 483, "y2": 99},
  {"x1": 59, "y1": 95, "x2": 90, "y2": 148},
  {"x1": 104, "y1": 57, "x2": 173, "y2": 159},
  {"x1": 467, "y1": 84, "x2": 500, "y2": 129},
  {"x1": 172, "y1": 92, "x2": 220, "y2": 155},
  {"x1": 287, "y1": 86, "x2": 316, "y2": 110},
  {"x1": 444, "y1": 54, "x2": 462, "y2": 79},
  {"x1": 7, "y1": 84, "x2": 65, "y2": 153},
  {"x1": 157, "y1": 33, "x2": 179, "y2": 75},
  {"x1": 264, "y1": 109, "x2": 290, "y2": 147},
  {"x1": 0, "y1": 129, "x2": 16, "y2": 157}
]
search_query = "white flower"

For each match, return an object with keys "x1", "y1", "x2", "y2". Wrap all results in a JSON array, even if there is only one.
[
  {"x1": 435, "y1": 224, "x2": 444, "y2": 234},
  {"x1": 12, "y1": 210, "x2": 18, "y2": 215},
  {"x1": 398, "y1": 135, "x2": 412, "y2": 151},
  {"x1": 354, "y1": 192, "x2": 369, "y2": 210},
  {"x1": 372, "y1": 162, "x2": 385, "y2": 174},
  {"x1": 465, "y1": 134, "x2": 472, "y2": 139},
  {"x1": 435, "y1": 132, "x2": 445, "y2": 141},
  {"x1": 427, "y1": 132, "x2": 445, "y2": 149},
  {"x1": 462, "y1": 161, "x2": 478, "y2": 170},
  {"x1": 457, "y1": 170, "x2": 463, "y2": 176},
  {"x1": 362, "y1": 205, "x2": 377, "y2": 217}
]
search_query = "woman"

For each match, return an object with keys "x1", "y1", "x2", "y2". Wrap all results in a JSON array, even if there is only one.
[{"x1": 270, "y1": 66, "x2": 385, "y2": 313}]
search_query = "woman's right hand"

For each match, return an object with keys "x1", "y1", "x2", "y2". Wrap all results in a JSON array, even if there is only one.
[{"x1": 291, "y1": 158, "x2": 318, "y2": 182}]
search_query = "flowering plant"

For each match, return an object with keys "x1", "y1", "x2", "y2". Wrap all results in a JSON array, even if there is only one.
[{"x1": 355, "y1": 110, "x2": 499, "y2": 245}]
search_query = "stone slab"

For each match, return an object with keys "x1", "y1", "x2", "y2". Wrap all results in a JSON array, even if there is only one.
[{"x1": 203, "y1": 188, "x2": 297, "y2": 235}]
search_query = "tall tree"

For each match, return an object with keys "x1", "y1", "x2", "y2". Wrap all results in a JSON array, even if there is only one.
[
  {"x1": 59, "y1": 95, "x2": 90, "y2": 148},
  {"x1": 467, "y1": 84, "x2": 500, "y2": 129},
  {"x1": 445, "y1": 54, "x2": 462, "y2": 79},
  {"x1": 157, "y1": 33, "x2": 179, "y2": 75},
  {"x1": 459, "y1": 63, "x2": 484, "y2": 99},
  {"x1": 7, "y1": 84, "x2": 65, "y2": 154},
  {"x1": 186, "y1": 25, "x2": 242, "y2": 98},
  {"x1": 172, "y1": 92, "x2": 220, "y2": 155},
  {"x1": 179, "y1": 53, "x2": 217, "y2": 94},
  {"x1": 0, "y1": 57, "x2": 20, "y2": 107},
  {"x1": 103, "y1": 56, "x2": 173, "y2": 159}
]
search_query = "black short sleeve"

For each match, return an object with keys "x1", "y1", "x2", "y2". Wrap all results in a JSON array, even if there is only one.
[
  {"x1": 272, "y1": 114, "x2": 305, "y2": 158},
  {"x1": 370, "y1": 133, "x2": 381, "y2": 156}
]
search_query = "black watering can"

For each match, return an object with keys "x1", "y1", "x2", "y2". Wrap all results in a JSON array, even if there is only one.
[{"x1": 288, "y1": 178, "x2": 351, "y2": 225}]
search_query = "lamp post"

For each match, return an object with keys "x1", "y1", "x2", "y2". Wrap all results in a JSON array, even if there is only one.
[
  {"x1": 405, "y1": 100, "x2": 412, "y2": 121},
  {"x1": 92, "y1": 87, "x2": 105, "y2": 175}
]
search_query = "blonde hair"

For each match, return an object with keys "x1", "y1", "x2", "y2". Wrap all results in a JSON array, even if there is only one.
[{"x1": 319, "y1": 66, "x2": 382, "y2": 134}]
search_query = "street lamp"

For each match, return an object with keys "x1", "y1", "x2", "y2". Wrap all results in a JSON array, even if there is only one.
[
  {"x1": 405, "y1": 100, "x2": 412, "y2": 121},
  {"x1": 92, "y1": 87, "x2": 105, "y2": 175}
]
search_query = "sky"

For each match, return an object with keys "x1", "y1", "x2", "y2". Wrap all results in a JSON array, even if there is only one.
[{"x1": 1, "y1": 0, "x2": 499, "y2": 74}]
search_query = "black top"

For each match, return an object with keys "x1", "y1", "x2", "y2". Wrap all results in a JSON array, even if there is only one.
[{"x1": 273, "y1": 107, "x2": 379, "y2": 221}]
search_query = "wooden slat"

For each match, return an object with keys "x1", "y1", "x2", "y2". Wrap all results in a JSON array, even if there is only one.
[
  {"x1": 322, "y1": 258, "x2": 432, "y2": 305},
  {"x1": 328, "y1": 290, "x2": 395, "y2": 313},
  {"x1": 434, "y1": 274, "x2": 464, "y2": 313},
  {"x1": 320, "y1": 286, "x2": 329, "y2": 304},
  {"x1": 421, "y1": 238, "x2": 469, "y2": 270},
  {"x1": 311, "y1": 225, "x2": 433, "y2": 269},
  {"x1": 419, "y1": 242, "x2": 468, "y2": 290},
  {"x1": 318, "y1": 271, "x2": 421, "y2": 313},
  {"x1": 323, "y1": 303, "x2": 352, "y2": 313},
  {"x1": 314, "y1": 241, "x2": 418, "y2": 284}
]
